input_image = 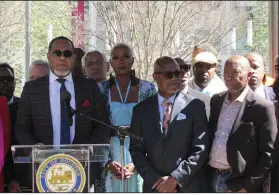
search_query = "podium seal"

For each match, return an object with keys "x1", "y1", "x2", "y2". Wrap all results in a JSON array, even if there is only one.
[{"x1": 36, "y1": 154, "x2": 86, "y2": 192}]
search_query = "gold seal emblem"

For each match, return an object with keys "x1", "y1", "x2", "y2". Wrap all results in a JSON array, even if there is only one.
[{"x1": 36, "y1": 154, "x2": 86, "y2": 192}]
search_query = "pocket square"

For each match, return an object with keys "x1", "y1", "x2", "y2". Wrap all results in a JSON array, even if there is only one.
[
  {"x1": 177, "y1": 113, "x2": 186, "y2": 120},
  {"x1": 82, "y1": 100, "x2": 90, "y2": 107}
]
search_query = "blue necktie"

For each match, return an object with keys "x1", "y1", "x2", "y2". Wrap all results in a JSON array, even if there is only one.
[{"x1": 57, "y1": 79, "x2": 71, "y2": 145}]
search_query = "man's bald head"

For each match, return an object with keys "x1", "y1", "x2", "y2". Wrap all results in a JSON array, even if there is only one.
[
  {"x1": 153, "y1": 56, "x2": 179, "y2": 72},
  {"x1": 224, "y1": 55, "x2": 251, "y2": 94},
  {"x1": 225, "y1": 55, "x2": 251, "y2": 73}
]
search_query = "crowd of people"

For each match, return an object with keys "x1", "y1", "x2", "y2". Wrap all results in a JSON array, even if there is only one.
[{"x1": 0, "y1": 35, "x2": 279, "y2": 193}]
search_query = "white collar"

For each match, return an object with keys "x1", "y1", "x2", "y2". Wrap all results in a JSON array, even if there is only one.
[
  {"x1": 157, "y1": 92, "x2": 176, "y2": 106},
  {"x1": 180, "y1": 85, "x2": 189, "y2": 94},
  {"x1": 8, "y1": 96, "x2": 14, "y2": 105},
  {"x1": 49, "y1": 71, "x2": 73, "y2": 84}
]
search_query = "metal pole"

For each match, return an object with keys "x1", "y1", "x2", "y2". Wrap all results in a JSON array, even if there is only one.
[
  {"x1": 25, "y1": 1, "x2": 31, "y2": 82},
  {"x1": 268, "y1": 1, "x2": 278, "y2": 77},
  {"x1": 121, "y1": 144, "x2": 124, "y2": 192}
]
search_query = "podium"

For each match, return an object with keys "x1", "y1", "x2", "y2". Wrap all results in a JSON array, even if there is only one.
[{"x1": 11, "y1": 144, "x2": 110, "y2": 193}]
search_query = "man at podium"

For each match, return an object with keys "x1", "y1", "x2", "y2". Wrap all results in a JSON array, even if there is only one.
[{"x1": 14, "y1": 36, "x2": 111, "y2": 191}]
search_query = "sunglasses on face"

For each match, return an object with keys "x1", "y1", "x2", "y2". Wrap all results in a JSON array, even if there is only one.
[
  {"x1": 180, "y1": 65, "x2": 191, "y2": 72},
  {"x1": 0, "y1": 76, "x2": 14, "y2": 83},
  {"x1": 154, "y1": 71, "x2": 182, "y2": 79},
  {"x1": 49, "y1": 50, "x2": 73, "y2": 58}
]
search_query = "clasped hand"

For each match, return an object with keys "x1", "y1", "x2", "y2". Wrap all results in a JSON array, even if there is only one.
[
  {"x1": 152, "y1": 176, "x2": 178, "y2": 193},
  {"x1": 109, "y1": 161, "x2": 134, "y2": 180}
]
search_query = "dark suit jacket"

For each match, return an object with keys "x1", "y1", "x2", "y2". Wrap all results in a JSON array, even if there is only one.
[
  {"x1": 271, "y1": 102, "x2": 279, "y2": 192},
  {"x1": 15, "y1": 74, "x2": 111, "y2": 145},
  {"x1": 209, "y1": 89, "x2": 277, "y2": 192},
  {"x1": 129, "y1": 92, "x2": 209, "y2": 192},
  {"x1": 14, "y1": 75, "x2": 111, "y2": 191}
]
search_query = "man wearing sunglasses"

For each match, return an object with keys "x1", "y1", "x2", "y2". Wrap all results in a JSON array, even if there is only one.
[
  {"x1": 15, "y1": 36, "x2": 111, "y2": 192},
  {"x1": 175, "y1": 58, "x2": 211, "y2": 119},
  {"x1": 188, "y1": 52, "x2": 227, "y2": 97},
  {"x1": 130, "y1": 56, "x2": 209, "y2": 193},
  {"x1": 0, "y1": 63, "x2": 22, "y2": 192}
]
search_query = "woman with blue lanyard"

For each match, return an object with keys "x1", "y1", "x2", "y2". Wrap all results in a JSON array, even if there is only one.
[{"x1": 98, "y1": 43, "x2": 156, "y2": 192}]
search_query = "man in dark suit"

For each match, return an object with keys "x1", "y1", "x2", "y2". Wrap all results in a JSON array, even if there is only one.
[
  {"x1": 0, "y1": 63, "x2": 21, "y2": 192},
  {"x1": 207, "y1": 55, "x2": 277, "y2": 192},
  {"x1": 174, "y1": 57, "x2": 211, "y2": 119},
  {"x1": 15, "y1": 36, "x2": 111, "y2": 191},
  {"x1": 246, "y1": 52, "x2": 276, "y2": 103},
  {"x1": 129, "y1": 56, "x2": 209, "y2": 192}
]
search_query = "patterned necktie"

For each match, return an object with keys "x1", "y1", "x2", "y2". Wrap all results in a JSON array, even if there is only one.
[
  {"x1": 162, "y1": 100, "x2": 173, "y2": 136},
  {"x1": 57, "y1": 79, "x2": 71, "y2": 145}
]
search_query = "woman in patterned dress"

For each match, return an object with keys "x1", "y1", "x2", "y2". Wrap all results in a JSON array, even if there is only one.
[{"x1": 97, "y1": 43, "x2": 156, "y2": 192}]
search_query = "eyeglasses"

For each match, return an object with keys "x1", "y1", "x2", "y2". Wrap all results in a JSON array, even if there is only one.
[
  {"x1": 180, "y1": 65, "x2": 191, "y2": 73},
  {"x1": 0, "y1": 76, "x2": 14, "y2": 82},
  {"x1": 85, "y1": 60, "x2": 104, "y2": 67},
  {"x1": 49, "y1": 50, "x2": 73, "y2": 58},
  {"x1": 154, "y1": 71, "x2": 182, "y2": 79}
]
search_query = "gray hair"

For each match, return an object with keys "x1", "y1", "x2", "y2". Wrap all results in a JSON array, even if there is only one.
[
  {"x1": 81, "y1": 50, "x2": 108, "y2": 67},
  {"x1": 29, "y1": 60, "x2": 49, "y2": 72},
  {"x1": 110, "y1": 43, "x2": 134, "y2": 57}
]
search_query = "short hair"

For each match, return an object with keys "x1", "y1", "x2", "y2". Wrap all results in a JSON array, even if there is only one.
[
  {"x1": 110, "y1": 43, "x2": 134, "y2": 57},
  {"x1": 154, "y1": 56, "x2": 178, "y2": 71},
  {"x1": 81, "y1": 50, "x2": 108, "y2": 67},
  {"x1": 194, "y1": 43, "x2": 219, "y2": 57},
  {"x1": 174, "y1": 57, "x2": 191, "y2": 66},
  {"x1": 0, "y1": 63, "x2": 14, "y2": 76},
  {"x1": 48, "y1": 36, "x2": 75, "y2": 53},
  {"x1": 29, "y1": 60, "x2": 49, "y2": 72},
  {"x1": 245, "y1": 52, "x2": 264, "y2": 67}
]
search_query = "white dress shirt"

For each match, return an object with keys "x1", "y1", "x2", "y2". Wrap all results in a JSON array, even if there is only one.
[
  {"x1": 8, "y1": 96, "x2": 14, "y2": 105},
  {"x1": 157, "y1": 93, "x2": 176, "y2": 126},
  {"x1": 209, "y1": 86, "x2": 249, "y2": 170},
  {"x1": 49, "y1": 71, "x2": 76, "y2": 145}
]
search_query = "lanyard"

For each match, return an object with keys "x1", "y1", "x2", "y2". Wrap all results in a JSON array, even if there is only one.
[{"x1": 115, "y1": 79, "x2": 131, "y2": 104}]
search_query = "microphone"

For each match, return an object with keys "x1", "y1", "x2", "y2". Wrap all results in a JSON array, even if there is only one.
[
  {"x1": 60, "y1": 91, "x2": 142, "y2": 142},
  {"x1": 61, "y1": 91, "x2": 74, "y2": 126}
]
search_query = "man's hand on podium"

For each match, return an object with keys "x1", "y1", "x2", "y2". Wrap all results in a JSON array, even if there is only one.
[
  {"x1": 8, "y1": 180, "x2": 22, "y2": 192},
  {"x1": 29, "y1": 143, "x2": 44, "y2": 159}
]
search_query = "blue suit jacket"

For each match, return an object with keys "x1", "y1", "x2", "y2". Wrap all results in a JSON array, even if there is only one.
[{"x1": 264, "y1": 86, "x2": 276, "y2": 103}]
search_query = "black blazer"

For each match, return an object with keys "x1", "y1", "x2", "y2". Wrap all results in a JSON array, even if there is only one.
[
  {"x1": 209, "y1": 89, "x2": 277, "y2": 192},
  {"x1": 15, "y1": 75, "x2": 111, "y2": 145},
  {"x1": 129, "y1": 92, "x2": 209, "y2": 192}
]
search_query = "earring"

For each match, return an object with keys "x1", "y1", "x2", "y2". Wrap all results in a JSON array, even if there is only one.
[{"x1": 130, "y1": 69, "x2": 137, "y2": 86}]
